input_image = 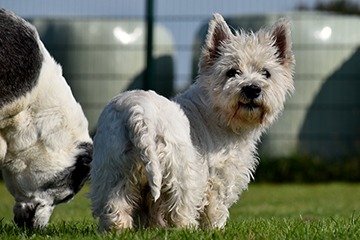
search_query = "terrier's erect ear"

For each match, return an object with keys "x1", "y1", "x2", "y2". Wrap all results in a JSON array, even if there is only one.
[
  {"x1": 270, "y1": 18, "x2": 293, "y2": 65},
  {"x1": 200, "y1": 13, "x2": 233, "y2": 70}
]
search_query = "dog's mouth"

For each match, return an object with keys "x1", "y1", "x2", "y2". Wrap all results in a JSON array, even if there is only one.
[
  {"x1": 228, "y1": 99, "x2": 268, "y2": 127},
  {"x1": 238, "y1": 101, "x2": 260, "y2": 111}
]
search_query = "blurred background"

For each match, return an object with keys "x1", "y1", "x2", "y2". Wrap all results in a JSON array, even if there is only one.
[{"x1": 1, "y1": 0, "x2": 359, "y2": 182}]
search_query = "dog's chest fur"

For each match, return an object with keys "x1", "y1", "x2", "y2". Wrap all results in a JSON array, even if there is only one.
[{"x1": 174, "y1": 85, "x2": 259, "y2": 207}]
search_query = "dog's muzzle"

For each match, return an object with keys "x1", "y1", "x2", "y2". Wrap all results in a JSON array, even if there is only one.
[{"x1": 238, "y1": 85, "x2": 263, "y2": 111}]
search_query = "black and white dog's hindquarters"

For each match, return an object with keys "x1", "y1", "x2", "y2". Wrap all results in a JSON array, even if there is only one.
[{"x1": 0, "y1": 8, "x2": 93, "y2": 228}]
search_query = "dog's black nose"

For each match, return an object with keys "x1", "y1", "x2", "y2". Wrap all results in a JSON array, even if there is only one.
[{"x1": 243, "y1": 85, "x2": 261, "y2": 99}]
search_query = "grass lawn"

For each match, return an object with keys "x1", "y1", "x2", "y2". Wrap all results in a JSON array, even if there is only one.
[{"x1": 0, "y1": 182, "x2": 359, "y2": 239}]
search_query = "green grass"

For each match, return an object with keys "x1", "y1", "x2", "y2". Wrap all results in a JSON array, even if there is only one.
[{"x1": 1, "y1": 182, "x2": 359, "y2": 239}]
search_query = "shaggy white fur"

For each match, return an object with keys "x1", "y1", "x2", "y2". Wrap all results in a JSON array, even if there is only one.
[
  {"x1": 0, "y1": 9, "x2": 92, "y2": 228},
  {"x1": 90, "y1": 13, "x2": 295, "y2": 230}
]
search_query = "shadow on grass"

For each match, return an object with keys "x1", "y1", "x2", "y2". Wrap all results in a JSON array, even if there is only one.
[{"x1": 256, "y1": 154, "x2": 360, "y2": 182}]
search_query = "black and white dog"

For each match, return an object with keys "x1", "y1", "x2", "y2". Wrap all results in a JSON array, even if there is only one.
[{"x1": 0, "y1": 9, "x2": 92, "y2": 228}]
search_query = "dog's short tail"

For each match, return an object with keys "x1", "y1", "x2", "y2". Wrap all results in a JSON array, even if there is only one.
[{"x1": 127, "y1": 105, "x2": 162, "y2": 201}]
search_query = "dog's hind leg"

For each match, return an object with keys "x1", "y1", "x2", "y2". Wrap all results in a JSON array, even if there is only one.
[
  {"x1": 98, "y1": 194, "x2": 134, "y2": 231},
  {"x1": 156, "y1": 139, "x2": 207, "y2": 228},
  {"x1": 91, "y1": 108, "x2": 145, "y2": 231},
  {"x1": 96, "y1": 161, "x2": 145, "y2": 231}
]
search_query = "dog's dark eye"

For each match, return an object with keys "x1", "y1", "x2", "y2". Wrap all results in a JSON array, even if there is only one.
[
  {"x1": 262, "y1": 69, "x2": 271, "y2": 79},
  {"x1": 226, "y1": 68, "x2": 241, "y2": 78}
]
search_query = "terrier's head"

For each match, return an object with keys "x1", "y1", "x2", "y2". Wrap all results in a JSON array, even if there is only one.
[{"x1": 198, "y1": 13, "x2": 295, "y2": 133}]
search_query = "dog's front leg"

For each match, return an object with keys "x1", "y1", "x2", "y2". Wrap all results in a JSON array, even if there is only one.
[{"x1": 201, "y1": 185, "x2": 229, "y2": 229}]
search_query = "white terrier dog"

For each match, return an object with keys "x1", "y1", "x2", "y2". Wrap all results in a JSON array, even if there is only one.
[
  {"x1": 0, "y1": 9, "x2": 92, "y2": 228},
  {"x1": 90, "y1": 13, "x2": 294, "y2": 230}
]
